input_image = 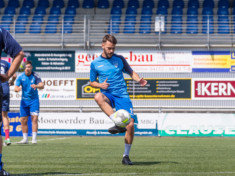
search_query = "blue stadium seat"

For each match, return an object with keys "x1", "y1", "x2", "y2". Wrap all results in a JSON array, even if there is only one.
[
  {"x1": 139, "y1": 24, "x2": 151, "y2": 33},
  {"x1": 64, "y1": 16, "x2": 74, "y2": 24},
  {"x1": 217, "y1": 7, "x2": 229, "y2": 16},
  {"x1": 17, "y1": 15, "x2": 29, "y2": 24},
  {"x1": 2, "y1": 15, "x2": 13, "y2": 25},
  {"x1": 113, "y1": 0, "x2": 124, "y2": 8},
  {"x1": 126, "y1": 7, "x2": 137, "y2": 15},
  {"x1": 82, "y1": 0, "x2": 94, "y2": 8},
  {"x1": 218, "y1": 22, "x2": 230, "y2": 34},
  {"x1": 202, "y1": 17, "x2": 214, "y2": 34},
  {"x1": 142, "y1": 7, "x2": 152, "y2": 15},
  {"x1": 110, "y1": 16, "x2": 122, "y2": 24},
  {"x1": 187, "y1": 7, "x2": 198, "y2": 15},
  {"x1": 68, "y1": 0, "x2": 79, "y2": 8},
  {"x1": 125, "y1": 16, "x2": 136, "y2": 24},
  {"x1": 157, "y1": 7, "x2": 168, "y2": 15},
  {"x1": 188, "y1": 0, "x2": 199, "y2": 9},
  {"x1": 108, "y1": 23, "x2": 120, "y2": 33},
  {"x1": 48, "y1": 15, "x2": 60, "y2": 24},
  {"x1": 53, "y1": 0, "x2": 64, "y2": 8},
  {"x1": 23, "y1": 0, "x2": 34, "y2": 8},
  {"x1": 0, "y1": 24, "x2": 11, "y2": 31},
  {"x1": 111, "y1": 7, "x2": 122, "y2": 15},
  {"x1": 143, "y1": 0, "x2": 154, "y2": 9},
  {"x1": 45, "y1": 24, "x2": 57, "y2": 33},
  {"x1": 20, "y1": 7, "x2": 31, "y2": 16},
  {"x1": 203, "y1": 0, "x2": 214, "y2": 8},
  {"x1": 65, "y1": 7, "x2": 76, "y2": 16},
  {"x1": 50, "y1": 7, "x2": 61, "y2": 15},
  {"x1": 186, "y1": 17, "x2": 198, "y2": 34},
  {"x1": 202, "y1": 7, "x2": 213, "y2": 15},
  {"x1": 63, "y1": 23, "x2": 73, "y2": 33},
  {"x1": 98, "y1": 0, "x2": 109, "y2": 8},
  {"x1": 173, "y1": 0, "x2": 184, "y2": 8},
  {"x1": 29, "y1": 23, "x2": 42, "y2": 33},
  {"x1": 128, "y1": 0, "x2": 139, "y2": 8},
  {"x1": 172, "y1": 6, "x2": 183, "y2": 15},
  {"x1": 124, "y1": 23, "x2": 135, "y2": 33},
  {"x1": 171, "y1": 16, "x2": 182, "y2": 34},
  {"x1": 0, "y1": 0, "x2": 5, "y2": 8},
  {"x1": 4, "y1": 7, "x2": 16, "y2": 15},
  {"x1": 35, "y1": 7, "x2": 47, "y2": 15},
  {"x1": 15, "y1": 23, "x2": 26, "y2": 33},
  {"x1": 218, "y1": 0, "x2": 229, "y2": 8},
  {"x1": 158, "y1": 0, "x2": 169, "y2": 9},
  {"x1": 32, "y1": 15, "x2": 44, "y2": 24},
  {"x1": 37, "y1": 0, "x2": 49, "y2": 8},
  {"x1": 7, "y1": 0, "x2": 19, "y2": 8}
]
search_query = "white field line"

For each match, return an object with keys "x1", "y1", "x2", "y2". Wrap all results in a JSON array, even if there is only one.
[{"x1": 9, "y1": 137, "x2": 72, "y2": 145}]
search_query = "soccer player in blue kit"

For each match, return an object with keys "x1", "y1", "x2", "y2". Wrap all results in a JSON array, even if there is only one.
[
  {"x1": 15, "y1": 61, "x2": 44, "y2": 144},
  {"x1": 90, "y1": 35, "x2": 147, "y2": 165},
  {"x1": 1, "y1": 60, "x2": 17, "y2": 146},
  {"x1": 0, "y1": 27, "x2": 24, "y2": 175}
]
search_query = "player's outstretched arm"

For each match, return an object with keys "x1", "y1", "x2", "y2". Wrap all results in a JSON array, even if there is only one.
[
  {"x1": 90, "y1": 79, "x2": 109, "y2": 90},
  {"x1": 31, "y1": 82, "x2": 44, "y2": 90},
  {"x1": 130, "y1": 71, "x2": 147, "y2": 86}
]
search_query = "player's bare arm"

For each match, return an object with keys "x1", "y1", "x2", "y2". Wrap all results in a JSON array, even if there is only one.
[
  {"x1": 90, "y1": 78, "x2": 109, "y2": 90},
  {"x1": 31, "y1": 82, "x2": 44, "y2": 90},
  {"x1": 130, "y1": 71, "x2": 147, "y2": 86}
]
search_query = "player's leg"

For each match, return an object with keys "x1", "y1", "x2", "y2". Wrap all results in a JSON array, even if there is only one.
[
  {"x1": 30, "y1": 99, "x2": 40, "y2": 144},
  {"x1": 115, "y1": 97, "x2": 135, "y2": 165},
  {"x1": 2, "y1": 111, "x2": 10, "y2": 146},
  {"x1": 0, "y1": 87, "x2": 10, "y2": 175},
  {"x1": 94, "y1": 92, "x2": 114, "y2": 116},
  {"x1": 17, "y1": 101, "x2": 29, "y2": 144}
]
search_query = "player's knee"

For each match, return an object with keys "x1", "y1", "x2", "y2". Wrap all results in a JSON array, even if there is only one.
[
  {"x1": 94, "y1": 92, "x2": 104, "y2": 103},
  {"x1": 20, "y1": 118, "x2": 28, "y2": 125}
]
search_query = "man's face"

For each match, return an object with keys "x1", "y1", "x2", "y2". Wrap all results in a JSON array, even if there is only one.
[
  {"x1": 25, "y1": 64, "x2": 33, "y2": 76},
  {"x1": 102, "y1": 41, "x2": 115, "y2": 59}
]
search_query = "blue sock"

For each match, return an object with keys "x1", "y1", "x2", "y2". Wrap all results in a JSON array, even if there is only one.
[{"x1": 0, "y1": 154, "x2": 2, "y2": 170}]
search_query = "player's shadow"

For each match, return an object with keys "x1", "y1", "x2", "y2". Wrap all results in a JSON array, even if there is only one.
[{"x1": 133, "y1": 161, "x2": 179, "y2": 165}]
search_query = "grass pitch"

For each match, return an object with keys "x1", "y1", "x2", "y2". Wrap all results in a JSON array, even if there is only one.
[{"x1": 2, "y1": 136, "x2": 235, "y2": 176}]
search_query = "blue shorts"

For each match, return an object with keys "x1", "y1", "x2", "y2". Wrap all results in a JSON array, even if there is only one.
[
  {"x1": 2, "y1": 93, "x2": 10, "y2": 112},
  {"x1": 20, "y1": 99, "x2": 40, "y2": 117},
  {"x1": 103, "y1": 92, "x2": 137, "y2": 122}
]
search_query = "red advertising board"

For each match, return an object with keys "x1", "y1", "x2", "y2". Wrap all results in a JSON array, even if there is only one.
[{"x1": 194, "y1": 80, "x2": 235, "y2": 98}]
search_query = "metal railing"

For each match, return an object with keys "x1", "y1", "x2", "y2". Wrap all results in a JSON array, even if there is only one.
[{"x1": 1, "y1": 14, "x2": 235, "y2": 48}]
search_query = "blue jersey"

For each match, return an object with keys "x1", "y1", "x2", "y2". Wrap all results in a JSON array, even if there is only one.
[
  {"x1": 0, "y1": 27, "x2": 22, "y2": 86},
  {"x1": 90, "y1": 54, "x2": 133, "y2": 98},
  {"x1": 15, "y1": 72, "x2": 42, "y2": 101},
  {"x1": 0, "y1": 60, "x2": 10, "y2": 94}
]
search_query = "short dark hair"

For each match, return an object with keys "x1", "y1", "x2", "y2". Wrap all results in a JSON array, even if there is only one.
[
  {"x1": 102, "y1": 35, "x2": 117, "y2": 44},
  {"x1": 25, "y1": 61, "x2": 32, "y2": 66}
]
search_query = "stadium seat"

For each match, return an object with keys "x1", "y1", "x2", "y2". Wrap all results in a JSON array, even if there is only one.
[
  {"x1": 202, "y1": 17, "x2": 214, "y2": 34},
  {"x1": 32, "y1": 15, "x2": 44, "y2": 24},
  {"x1": 45, "y1": 24, "x2": 58, "y2": 33},
  {"x1": 1, "y1": 15, "x2": 13, "y2": 25},
  {"x1": 217, "y1": 7, "x2": 229, "y2": 16},
  {"x1": 142, "y1": 7, "x2": 153, "y2": 15},
  {"x1": 172, "y1": 6, "x2": 183, "y2": 15},
  {"x1": 62, "y1": 23, "x2": 73, "y2": 33},
  {"x1": 126, "y1": 7, "x2": 137, "y2": 15},
  {"x1": 82, "y1": 0, "x2": 94, "y2": 8},
  {"x1": 53, "y1": 0, "x2": 64, "y2": 8},
  {"x1": 37, "y1": 0, "x2": 49, "y2": 8},
  {"x1": 125, "y1": 15, "x2": 136, "y2": 24},
  {"x1": 110, "y1": 16, "x2": 122, "y2": 24},
  {"x1": 48, "y1": 15, "x2": 60, "y2": 24},
  {"x1": 29, "y1": 23, "x2": 42, "y2": 33},
  {"x1": 203, "y1": 0, "x2": 214, "y2": 8},
  {"x1": 4, "y1": 7, "x2": 16, "y2": 15},
  {"x1": 65, "y1": 7, "x2": 76, "y2": 16},
  {"x1": 128, "y1": 0, "x2": 139, "y2": 8},
  {"x1": 143, "y1": 0, "x2": 154, "y2": 9},
  {"x1": 158, "y1": 0, "x2": 169, "y2": 9},
  {"x1": 111, "y1": 7, "x2": 122, "y2": 16},
  {"x1": 218, "y1": 0, "x2": 229, "y2": 8},
  {"x1": 173, "y1": 0, "x2": 184, "y2": 8},
  {"x1": 17, "y1": 15, "x2": 29, "y2": 24},
  {"x1": 171, "y1": 16, "x2": 183, "y2": 34},
  {"x1": 20, "y1": 7, "x2": 31, "y2": 16},
  {"x1": 123, "y1": 23, "x2": 135, "y2": 33},
  {"x1": 68, "y1": 0, "x2": 79, "y2": 8},
  {"x1": 35, "y1": 7, "x2": 47, "y2": 16},
  {"x1": 0, "y1": 0, "x2": 5, "y2": 8},
  {"x1": 186, "y1": 17, "x2": 198, "y2": 34},
  {"x1": 139, "y1": 23, "x2": 151, "y2": 33},
  {"x1": 113, "y1": 0, "x2": 124, "y2": 8},
  {"x1": 187, "y1": 7, "x2": 198, "y2": 15},
  {"x1": 218, "y1": 17, "x2": 230, "y2": 34},
  {"x1": 188, "y1": 0, "x2": 199, "y2": 9},
  {"x1": 202, "y1": 7, "x2": 213, "y2": 15},
  {"x1": 23, "y1": 0, "x2": 34, "y2": 8},
  {"x1": 108, "y1": 23, "x2": 120, "y2": 33},
  {"x1": 15, "y1": 23, "x2": 26, "y2": 33},
  {"x1": 64, "y1": 16, "x2": 74, "y2": 24},
  {"x1": 98, "y1": 0, "x2": 109, "y2": 8},
  {"x1": 157, "y1": 7, "x2": 168, "y2": 15},
  {"x1": 7, "y1": 0, "x2": 19, "y2": 8},
  {"x1": 0, "y1": 24, "x2": 11, "y2": 31},
  {"x1": 50, "y1": 7, "x2": 61, "y2": 16}
]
